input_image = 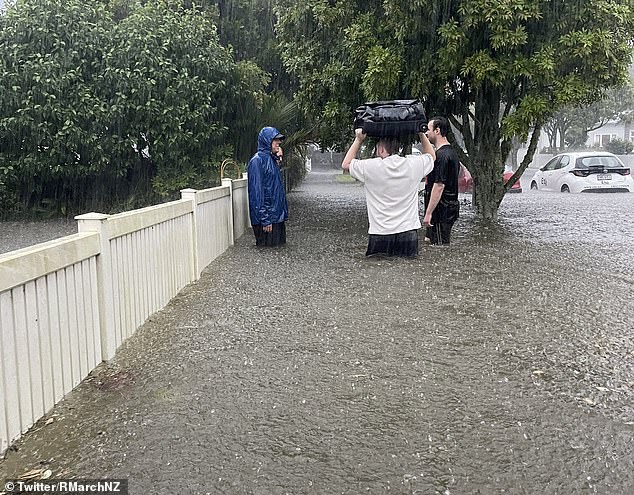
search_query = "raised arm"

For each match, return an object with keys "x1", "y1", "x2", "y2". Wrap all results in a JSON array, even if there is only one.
[
  {"x1": 419, "y1": 130, "x2": 435, "y2": 161},
  {"x1": 342, "y1": 128, "x2": 367, "y2": 170}
]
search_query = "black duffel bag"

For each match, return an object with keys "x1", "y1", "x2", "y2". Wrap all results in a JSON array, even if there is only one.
[{"x1": 353, "y1": 99, "x2": 427, "y2": 137}]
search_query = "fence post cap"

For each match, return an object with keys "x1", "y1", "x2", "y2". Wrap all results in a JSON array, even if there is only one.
[{"x1": 75, "y1": 212, "x2": 109, "y2": 221}]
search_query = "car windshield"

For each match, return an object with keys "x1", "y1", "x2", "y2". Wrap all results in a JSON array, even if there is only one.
[{"x1": 576, "y1": 156, "x2": 623, "y2": 168}]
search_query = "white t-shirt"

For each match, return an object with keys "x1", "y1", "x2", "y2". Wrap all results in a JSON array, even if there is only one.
[{"x1": 349, "y1": 153, "x2": 434, "y2": 235}]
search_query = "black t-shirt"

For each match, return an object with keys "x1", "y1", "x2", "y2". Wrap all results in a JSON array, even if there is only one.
[{"x1": 425, "y1": 144, "x2": 460, "y2": 201}]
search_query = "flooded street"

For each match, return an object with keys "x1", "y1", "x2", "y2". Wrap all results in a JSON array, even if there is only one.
[
  {"x1": 0, "y1": 218, "x2": 77, "y2": 255},
  {"x1": 1, "y1": 163, "x2": 633, "y2": 494}
]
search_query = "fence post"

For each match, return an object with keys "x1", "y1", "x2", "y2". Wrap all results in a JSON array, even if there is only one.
[
  {"x1": 180, "y1": 189, "x2": 200, "y2": 280},
  {"x1": 221, "y1": 178, "x2": 235, "y2": 246},
  {"x1": 75, "y1": 213, "x2": 116, "y2": 361}
]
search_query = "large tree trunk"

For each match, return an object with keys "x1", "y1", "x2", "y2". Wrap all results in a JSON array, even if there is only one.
[
  {"x1": 453, "y1": 82, "x2": 542, "y2": 222},
  {"x1": 472, "y1": 147, "x2": 504, "y2": 221},
  {"x1": 470, "y1": 84, "x2": 504, "y2": 222},
  {"x1": 466, "y1": 84, "x2": 543, "y2": 222}
]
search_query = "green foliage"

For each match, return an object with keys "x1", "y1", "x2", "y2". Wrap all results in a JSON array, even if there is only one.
[
  {"x1": 102, "y1": 0, "x2": 239, "y2": 198},
  {"x1": 0, "y1": 0, "x2": 112, "y2": 213},
  {"x1": 204, "y1": 0, "x2": 293, "y2": 94},
  {"x1": 276, "y1": 0, "x2": 366, "y2": 150},
  {"x1": 545, "y1": 83, "x2": 634, "y2": 151},
  {"x1": 0, "y1": 163, "x2": 19, "y2": 216},
  {"x1": 248, "y1": 91, "x2": 315, "y2": 190},
  {"x1": 361, "y1": 46, "x2": 403, "y2": 100},
  {"x1": 605, "y1": 138, "x2": 634, "y2": 155},
  {"x1": 221, "y1": 59, "x2": 271, "y2": 163},
  {"x1": 276, "y1": 0, "x2": 634, "y2": 219},
  {"x1": 0, "y1": 0, "x2": 268, "y2": 215}
]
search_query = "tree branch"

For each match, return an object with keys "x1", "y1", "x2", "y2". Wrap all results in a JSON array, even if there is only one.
[
  {"x1": 500, "y1": 138, "x2": 511, "y2": 165},
  {"x1": 449, "y1": 114, "x2": 464, "y2": 133},
  {"x1": 504, "y1": 121, "x2": 542, "y2": 194},
  {"x1": 448, "y1": 114, "x2": 472, "y2": 167}
]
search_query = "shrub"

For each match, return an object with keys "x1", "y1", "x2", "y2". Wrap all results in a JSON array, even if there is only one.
[{"x1": 604, "y1": 138, "x2": 634, "y2": 155}]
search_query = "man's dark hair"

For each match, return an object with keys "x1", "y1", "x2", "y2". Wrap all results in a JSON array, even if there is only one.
[
  {"x1": 377, "y1": 137, "x2": 401, "y2": 156},
  {"x1": 429, "y1": 116, "x2": 450, "y2": 137}
]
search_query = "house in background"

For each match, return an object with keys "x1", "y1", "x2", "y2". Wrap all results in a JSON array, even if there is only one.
[
  {"x1": 532, "y1": 113, "x2": 633, "y2": 153},
  {"x1": 533, "y1": 107, "x2": 633, "y2": 154},
  {"x1": 587, "y1": 119, "x2": 633, "y2": 148},
  {"x1": 584, "y1": 64, "x2": 634, "y2": 149},
  {"x1": 529, "y1": 64, "x2": 634, "y2": 153}
]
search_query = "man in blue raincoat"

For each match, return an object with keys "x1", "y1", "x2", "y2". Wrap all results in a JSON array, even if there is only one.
[{"x1": 247, "y1": 127, "x2": 289, "y2": 246}]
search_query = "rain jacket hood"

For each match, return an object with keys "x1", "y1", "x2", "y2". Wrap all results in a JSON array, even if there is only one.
[
  {"x1": 247, "y1": 127, "x2": 289, "y2": 227},
  {"x1": 257, "y1": 126, "x2": 283, "y2": 154}
]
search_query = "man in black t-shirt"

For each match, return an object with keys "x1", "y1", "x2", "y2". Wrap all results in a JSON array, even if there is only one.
[{"x1": 423, "y1": 116, "x2": 461, "y2": 245}]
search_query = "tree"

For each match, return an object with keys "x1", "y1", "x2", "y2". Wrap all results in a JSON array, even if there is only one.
[
  {"x1": 544, "y1": 83, "x2": 634, "y2": 151},
  {"x1": 211, "y1": 0, "x2": 289, "y2": 90},
  {"x1": 0, "y1": 0, "x2": 269, "y2": 214},
  {"x1": 130, "y1": 1, "x2": 305, "y2": 166},
  {"x1": 202, "y1": 0, "x2": 302, "y2": 161},
  {"x1": 0, "y1": 0, "x2": 112, "y2": 213},
  {"x1": 276, "y1": 0, "x2": 634, "y2": 220},
  {"x1": 101, "y1": 0, "x2": 251, "y2": 198}
]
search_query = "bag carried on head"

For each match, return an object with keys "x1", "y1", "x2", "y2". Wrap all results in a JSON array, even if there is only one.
[{"x1": 353, "y1": 99, "x2": 427, "y2": 137}]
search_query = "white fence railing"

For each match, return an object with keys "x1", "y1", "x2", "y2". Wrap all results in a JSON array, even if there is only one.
[{"x1": 0, "y1": 178, "x2": 251, "y2": 455}]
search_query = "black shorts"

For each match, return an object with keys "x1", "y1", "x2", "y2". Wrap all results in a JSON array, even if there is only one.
[
  {"x1": 366, "y1": 229, "x2": 418, "y2": 257},
  {"x1": 253, "y1": 222, "x2": 286, "y2": 247}
]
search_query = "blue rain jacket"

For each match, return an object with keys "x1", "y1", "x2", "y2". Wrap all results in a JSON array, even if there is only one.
[{"x1": 247, "y1": 127, "x2": 289, "y2": 227}]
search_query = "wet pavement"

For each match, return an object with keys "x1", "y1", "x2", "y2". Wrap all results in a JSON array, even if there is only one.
[{"x1": 1, "y1": 160, "x2": 634, "y2": 494}]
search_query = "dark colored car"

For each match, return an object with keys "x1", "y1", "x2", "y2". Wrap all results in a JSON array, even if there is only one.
[
  {"x1": 459, "y1": 165, "x2": 473, "y2": 193},
  {"x1": 503, "y1": 171, "x2": 522, "y2": 193}
]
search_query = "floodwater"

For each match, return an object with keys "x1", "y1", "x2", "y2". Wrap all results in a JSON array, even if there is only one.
[
  {"x1": 0, "y1": 218, "x2": 77, "y2": 255},
  {"x1": 1, "y1": 161, "x2": 633, "y2": 494}
]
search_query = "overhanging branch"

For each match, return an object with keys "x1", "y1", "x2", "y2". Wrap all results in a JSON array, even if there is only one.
[
  {"x1": 519, "y1": 123, "x2": 542, "y2": 173},
  {"x1": 448, "y1": 114, "x2": 471, "y2": 167},
  {"x1": 500, "y1": 138, "x2": 511, "y2": 165}
]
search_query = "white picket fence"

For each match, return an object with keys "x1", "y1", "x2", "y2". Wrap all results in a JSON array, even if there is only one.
[{"x1": 0, "y1": 177, "x2": 251, "y2": 455}]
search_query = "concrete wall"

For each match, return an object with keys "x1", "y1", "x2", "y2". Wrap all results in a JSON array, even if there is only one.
[{"x1": 0, "y1": 178, "x2": 249, "y2": 455}]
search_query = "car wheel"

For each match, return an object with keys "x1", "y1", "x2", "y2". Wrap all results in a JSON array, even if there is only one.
[
  {"x1": 530, "y1": 181, "x2": 538, "y2": 190},
  {"x1": 561, "y1": 185, "x2": 570, "y2": 193}
]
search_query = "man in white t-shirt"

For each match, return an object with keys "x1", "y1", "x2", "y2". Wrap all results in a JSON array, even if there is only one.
[{"x1": 342, "y1": 128, "x2": 435, "y2": 257}]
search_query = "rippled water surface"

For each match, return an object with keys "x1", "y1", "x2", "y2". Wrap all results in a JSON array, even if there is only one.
[
  {"x1": 1, "y1": 162, "x2": 633, "y2": 494},
  {"x1": 0, "y1": 218, "x2": 76, "y2": 255}
]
